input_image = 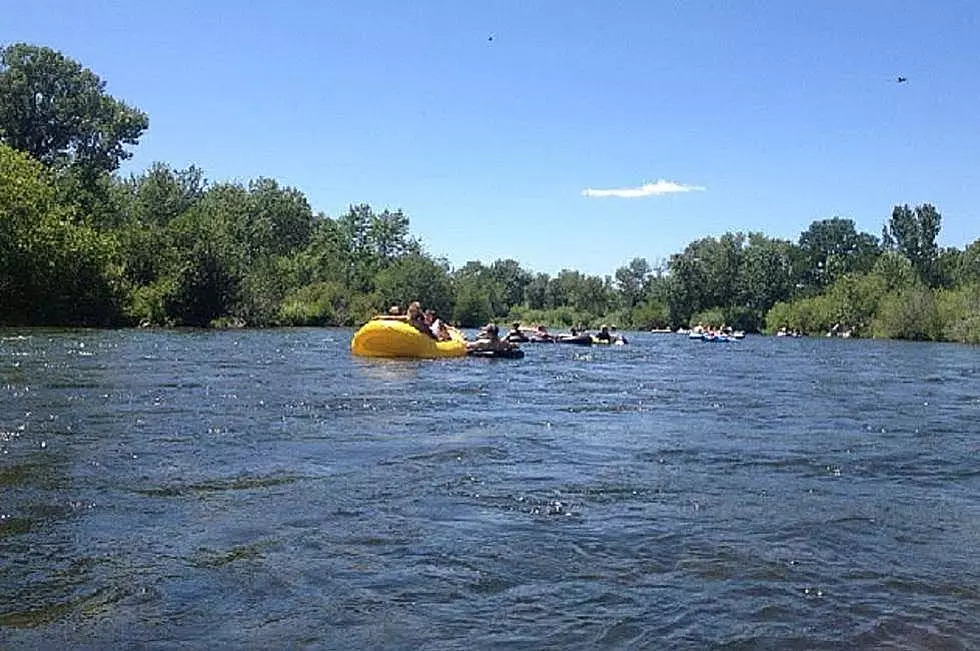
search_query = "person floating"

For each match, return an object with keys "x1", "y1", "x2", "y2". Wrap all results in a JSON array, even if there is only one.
[
  {"x1": 505, "y1": 321, "x2": 529, "y2": 343},
  {"x1": 467, "y1": 323, "x2": 520, "y2": 354}
]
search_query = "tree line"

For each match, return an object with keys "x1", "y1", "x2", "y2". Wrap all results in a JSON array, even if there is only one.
[{"x1": 1, "y1": 43, "x2": 978, "y2": 343}]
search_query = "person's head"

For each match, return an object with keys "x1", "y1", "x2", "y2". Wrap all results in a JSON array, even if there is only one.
[
  {"x1": 599, "y1": 324, "x2": 609, "y2": 334},
  {"x1": 512, "y1": 322, "x2": 520, "y2": 331},
  {"x1": 388, "y1": 305, "x2": 402, "y2": 315},
  {"x1": 424, "y1": 309, "x2": 436, "y2": 324},
  {"x1": 407, "y1": 301, "x2": 422, "y2": 317},
  {"x1": 485, "y1": 323, "x2": 499, "y2": 340},
  {"x1": 537, "y1": 324, "x2": 548, "y2": 333}
]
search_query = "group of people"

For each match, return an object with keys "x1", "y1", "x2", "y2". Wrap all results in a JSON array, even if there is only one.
[
  {"x1": 504, "y1": 322, "x2": 626, "y2": 344},
  {"x1": 382, "y1": 301, "x2": 451, "y2": 341},
  {"x1": 380, "y1": 302, "x2": 631, "y2": 351},
  {"x1": 381, "y1": 302, "x2": 518, "y2": 353}
]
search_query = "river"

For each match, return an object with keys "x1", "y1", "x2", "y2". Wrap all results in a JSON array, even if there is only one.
[{"x1": 1, "y1": 329, "x2": 978, "y2": 649}]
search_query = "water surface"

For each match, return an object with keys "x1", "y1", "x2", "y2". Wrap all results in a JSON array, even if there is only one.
[{"x1": 1, "y1": 329, "x2": 978, "y2": 649}]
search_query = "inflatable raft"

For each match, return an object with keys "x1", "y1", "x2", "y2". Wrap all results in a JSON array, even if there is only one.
[{"x1": 351, "y1": 319, "x2": 468, "y2": 359}]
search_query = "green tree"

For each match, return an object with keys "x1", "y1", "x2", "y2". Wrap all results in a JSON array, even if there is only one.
[
  {"x1": 737, "y1": 234, "x2": 797, "y2": 319},
  {"x1": 796, "y1": 217, "x2": 878, "y2": 292},
  {"x1": 523, "y1": 272, "x2": 551, "y2": 310},
  {"x1": 335, "y1": 204, "x2": 420, "y2": 292},
  {"x1": 245, "y1": 177, "x2": 314, "y2": 258},
  {"x1": 614, "y1": 257, "x2": 651, "y2": 310},
  {"x1": 373, "y1": 253, "x2": 454, "y2": 318},
  {"x1": 882, "y1": 204, "x2": 941, "y2": 286},
  {"x1": 0, "y1": 43, "x2": 148, "y2": 174},
  {"x1": 163, "y1": 208, "x2": 240, "y2": 326},
  {"x1": 120, "y1": 162, "x2": 206, "y2": 225},
  {"x1": 489, "y1": 258, "x2": 532, "y2": 313},
  {"x1": 0, "y1": 143, "x2": 123, "y2": 325},
  {"x1": 952, "y1": 239, "x2": 980, "y2": 286},
  {"x1": 452, "y1": 277, "x2": 493, "y2": 327}
]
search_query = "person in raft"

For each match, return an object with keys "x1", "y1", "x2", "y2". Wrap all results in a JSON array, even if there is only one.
[
  {"x1": 505, "y1": 322, "x2": 529, "y2": 342},
  {"x1": 466, "y1": 323, "x2": 518, "y2": 353},
  {"x1": 530, "y1": 324, "x2": 555, "y2": 342},
  {"x1": 404, "y1": 301, "x2": 437, "y2": 338},
  {"x1": 594, "y1": 324, "x2": 614, "y2": 343},
  {"x1": 595, "y1": 324, "x2": 628, "y2": 344},
  {"x1": 379, "y1": 302, "x2": 437, "y2": 338},
  {"x1": 424, "y1": 309, "x2": 451, "y2": 341}
]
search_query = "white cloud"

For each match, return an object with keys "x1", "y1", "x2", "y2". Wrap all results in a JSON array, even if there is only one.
[{"x1": 581, "y1": 179, "x2": 706, "y2": 198}]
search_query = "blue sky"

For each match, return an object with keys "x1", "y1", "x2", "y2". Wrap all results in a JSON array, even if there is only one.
[{"x1": 6, "y1": 1, "x2": 979, "y2": 276}]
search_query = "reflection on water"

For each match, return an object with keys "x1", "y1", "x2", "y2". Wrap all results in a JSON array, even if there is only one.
[{"x1": 1, "y1": 329, "x2": 979, "y2": 648}]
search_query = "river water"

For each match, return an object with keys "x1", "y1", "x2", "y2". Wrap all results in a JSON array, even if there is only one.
[{"x1": 1, "y1": 329, "x2": 978, "y2": 649}]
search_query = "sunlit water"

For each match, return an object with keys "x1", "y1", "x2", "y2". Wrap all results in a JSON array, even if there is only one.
[{"x1": 1, "y1": 329, "x2": 978, "y2": 649}]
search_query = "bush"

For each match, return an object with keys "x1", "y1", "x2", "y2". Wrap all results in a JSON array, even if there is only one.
[
  {"x1": 278, "y1": 281, "x2": 345, "y2": 326},
  {"x1": 871, "y1": 285, "x2": 940, "y2": 340},
  {"x1": 936, "y1": 283, "x2": 980, "y2": 344}
]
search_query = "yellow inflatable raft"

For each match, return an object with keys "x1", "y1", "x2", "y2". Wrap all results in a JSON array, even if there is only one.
[{"x1": 351, "y1": 318, "x2": 468, "y2": 359}]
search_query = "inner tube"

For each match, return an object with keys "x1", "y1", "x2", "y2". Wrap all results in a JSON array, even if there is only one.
[
  {"x1": 468, "y1": 348, "x2": 525, "y2": 359},
  {"x1": 505, "y1": 333, "x2": 529, "y2": 343},
  {"x1": 556, "y1": 334, "x2": 593, "y2": 346}
]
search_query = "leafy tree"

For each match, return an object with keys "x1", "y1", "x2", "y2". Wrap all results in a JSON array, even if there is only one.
[
  {"x1": 738, "y1": 234, "x2": 797, "y2": 318},
  {"x1": 0, "y1": 43, "x2": 148, "y2": 174},
  {"x1": 335, "y1": 204, "x2": 420, "y2": 292},
  {"x1": 666, "y1": 233, "x2": 745, "y2": 325},
  {"x1": 287, "y1": 216, "x2": 348, "y2": 288},
  {"x1": 882, "y1": 204, "x2": 941, "y2": 286},
  {"x1": 489, "y1": 258, "x2": 532, "y2": 313},
  {"x1": 453, "y1": 260, "x2": 508, "y2": 316},
  {"x1": 373, "y1": 253, "x2": 454, "y2": 318},
  {"x1": 120, "y1": 162, "x2": 206, "y2": 225},
  {"x1": 797, "y1": 217, "x2": 879, "y2": 291},
  {"x1": 614, "y1": 257, "x2": 651, "y2": 310},
  {"x1": 453, "y1": 277, "x2": 493, "y2": 327},
  {"x1": 936, "y1": 284, "x2": 980, "y2": 344},
  {"x1": 953, "y1": 239, "x2": 980, "y2": 286},
  {"x1": 523, "y1": 272, "x2": 551, "y2": 310},
  {"x1": 0, "y1": 143, "x2": 123, "y2": 325},
  {"x1": 870, "y1": 250, "x2": 918, "y2": 293}
]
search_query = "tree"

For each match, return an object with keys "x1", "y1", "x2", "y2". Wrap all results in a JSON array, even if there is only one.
[
  {"x1": 488, "y1": 258, "x2": 532, "y2": 313},
  {"x1": 0, "y1": 43, "x2": 148, "y2": 174},
  {"x1": 883, "y1": 204, "x2": 941, "y2": 286},
  {"x1": 246, "y1": 177, "x2": 314, "y2": 257},
  {"x1": 614, "y1": 257, "x2": 651, "y2": 309},
  {"x1": 523, "y1": 272, "x2": 551, "y2": 310},
  {"x1": 956, "y1": 239, "x2": 980, "y2": 286},
  {"x1": 0, "y1": 143, "x2": 123, "y2": 325},
  {"x1": 373, "y1": 253, "x2": 454, "y2": 318},
  {"x1": 797, "y1": 217, "x2": 879, "y2": 291},
  {"x1": 163, "y1": 208, "x2": 241, "y2": 326},
  {"x1": 738, "y1": 234, "x2": 797, "y2": 316},
  {"x1": 120, "y1": 162, "x2": 206, "y2": 226},
  {"x1": 666, "y1": 234, "x2": 745, "y2": 325},
  {"x1": 452, "y1": 276, "x2": 493, "y2": 327},
  {"x1": 335, "y1": 204, "x2": 420, "y2": 292}
]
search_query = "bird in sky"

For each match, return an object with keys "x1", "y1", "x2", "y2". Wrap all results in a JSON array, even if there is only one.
[
  {"x1": 488, "y1": 33, "x2": 494, "y2": 42},
  {"x1": 896, "y1": 76, "x2": 908, "y2": 83}
]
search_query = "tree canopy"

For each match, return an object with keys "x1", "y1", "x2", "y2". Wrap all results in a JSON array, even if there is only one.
[{"x1": 0, "y1": 43, "x2": 148, "y2": 174}]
